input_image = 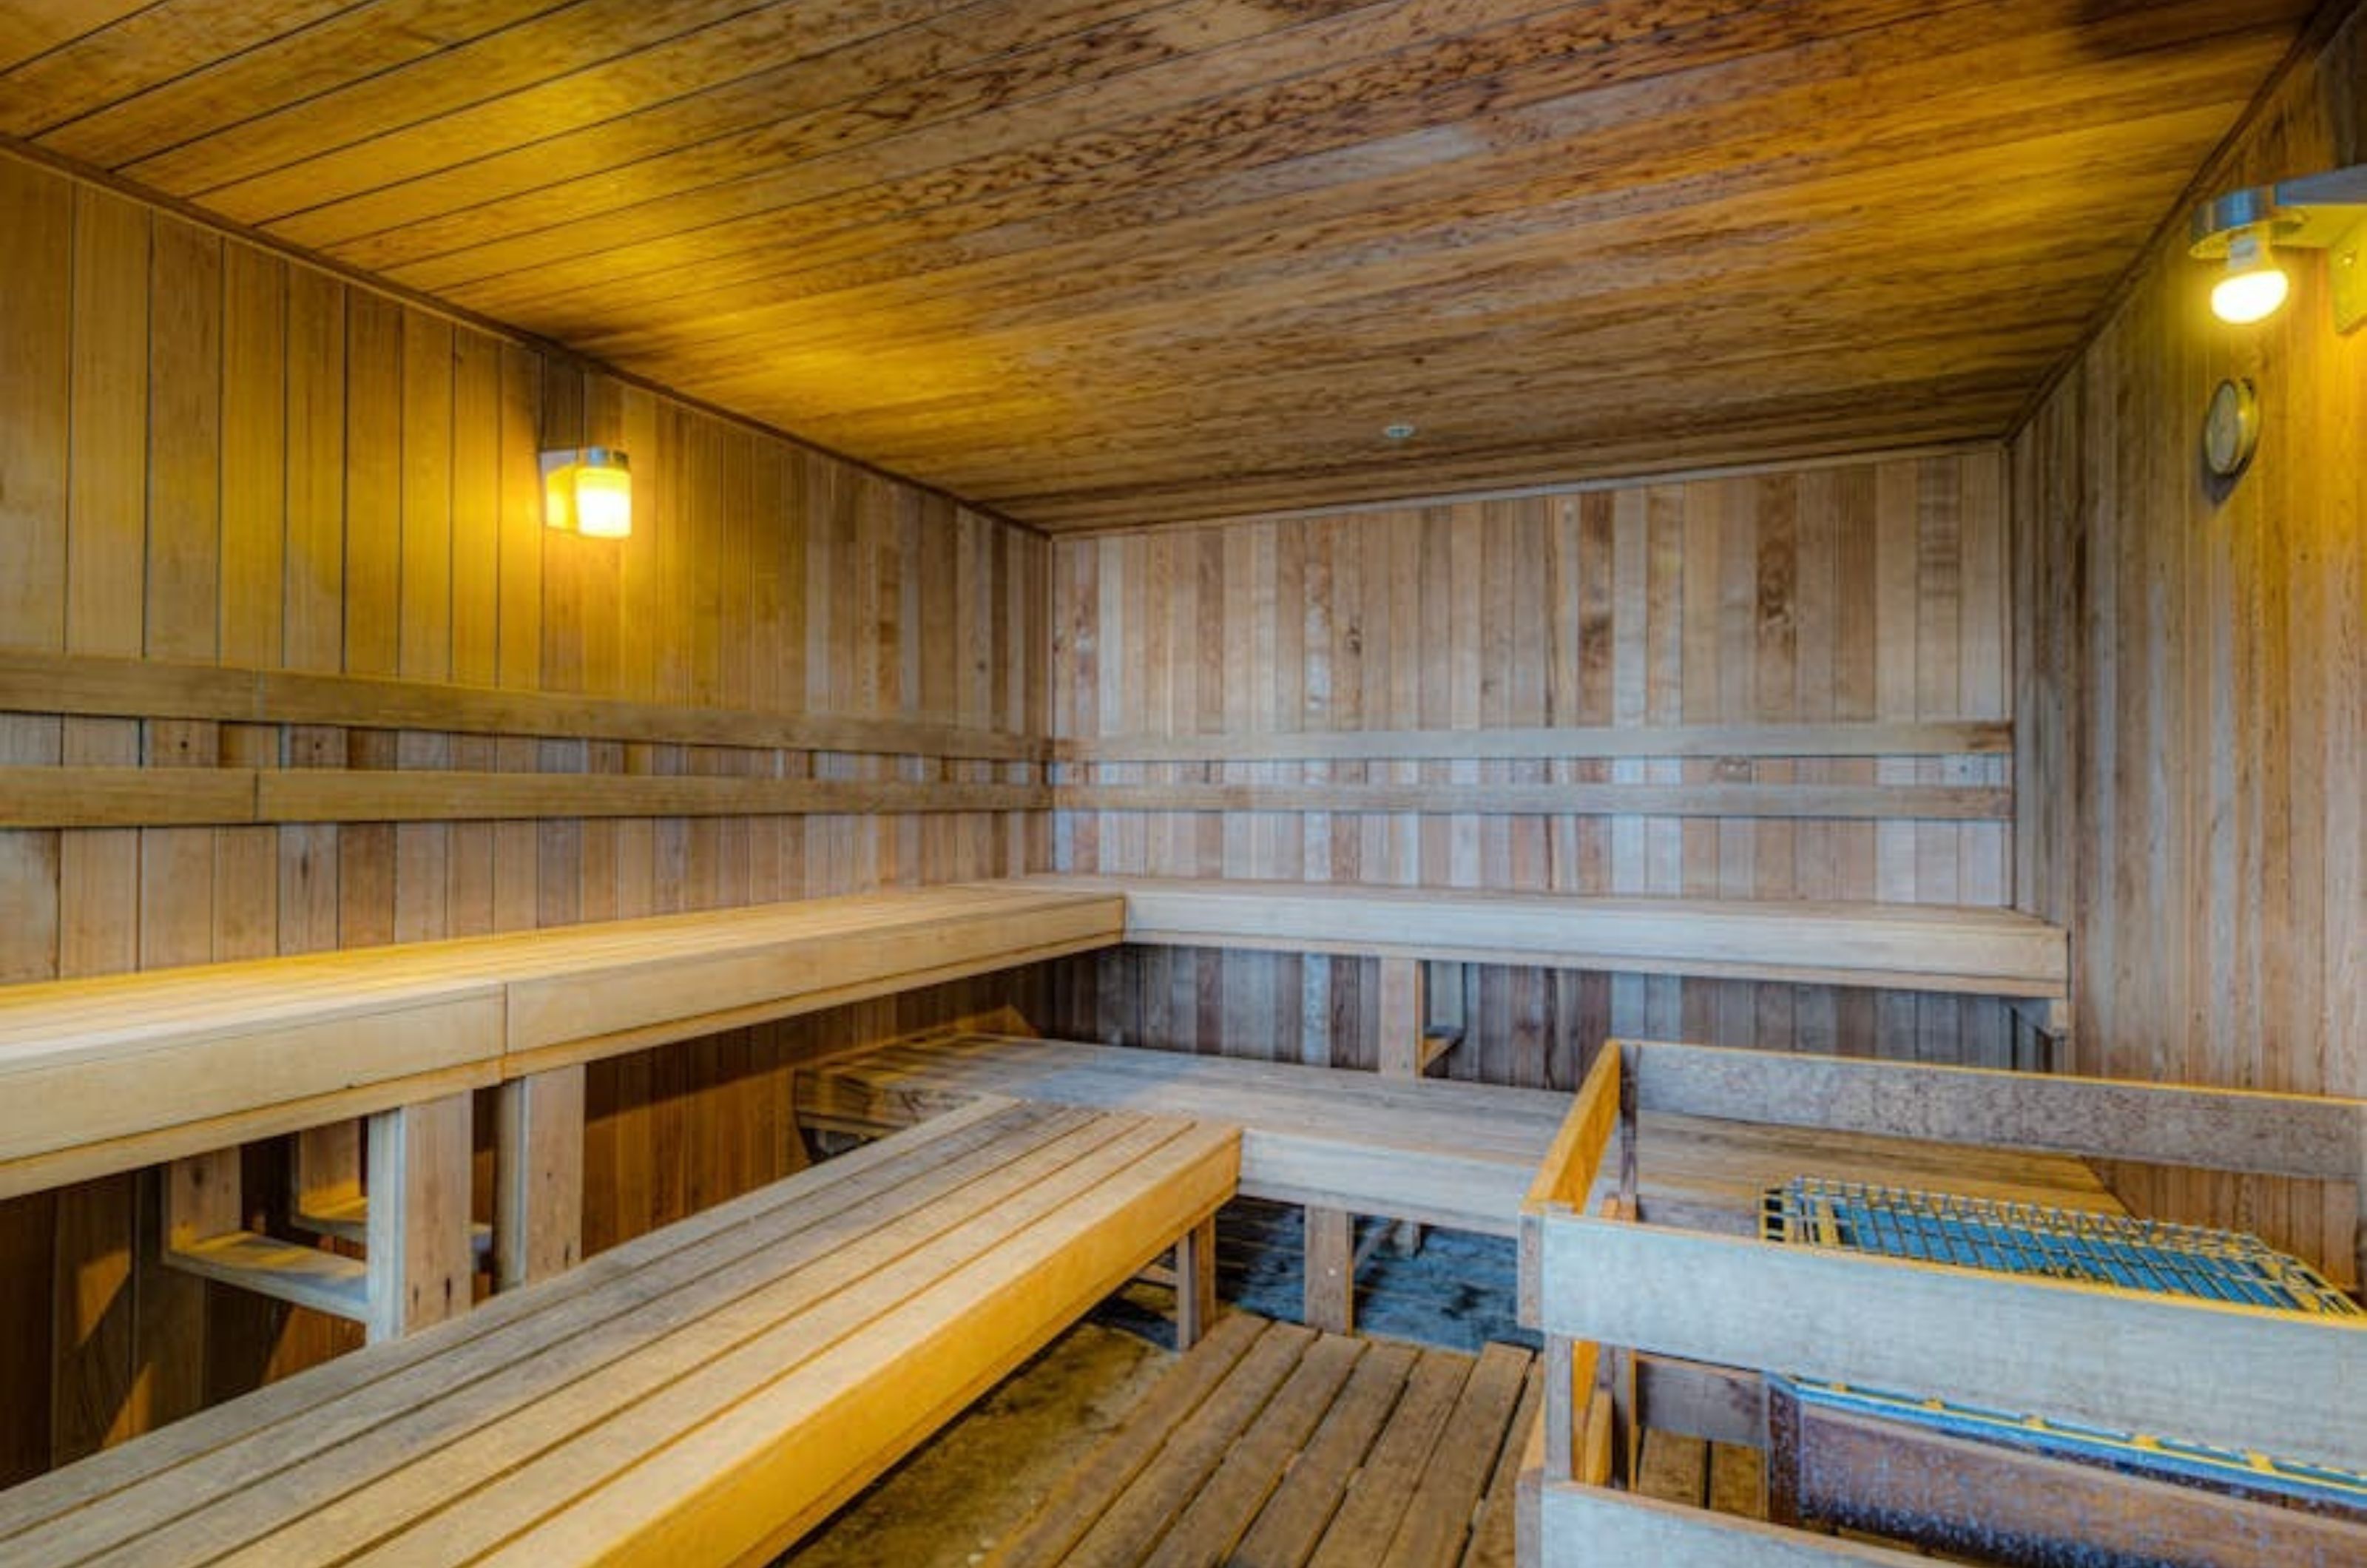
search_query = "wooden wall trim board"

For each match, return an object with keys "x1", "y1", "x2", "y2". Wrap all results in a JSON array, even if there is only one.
[
  {"x1": 1056, "y1": 720, "x2": 2008, "y2": 763},
  {"x1": 1053, "y1": 780, "x2": 2007, "y2": 821},
  {"x1": 0, "y1": 649, "x2": 1044, "y2": 761},
  {"x1": 0, "y1": 768, "x2": 1051, "y2": 827},
  {"x1": 1050, "y1": 442, "x2": 2003, "y2": 539},
  {"x1": 0, "y1": 768, "x2": 2002, "y2": 828}
]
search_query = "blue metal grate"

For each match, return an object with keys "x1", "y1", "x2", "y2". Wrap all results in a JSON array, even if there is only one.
[
  {"x1": 1763, "y1": 1177, "x2": 2366, "y2": 1507},
  {"x1": 1762, "y1": 1177, "x2": 2362, "y2": 1314}
]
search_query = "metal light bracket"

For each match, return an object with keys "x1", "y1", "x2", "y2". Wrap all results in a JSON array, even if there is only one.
[{"x1": 2191, "y1": 163, "x2": 2367, "y2": 333}]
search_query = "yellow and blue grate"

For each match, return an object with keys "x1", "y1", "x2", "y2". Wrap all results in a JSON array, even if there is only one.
[{"x1": 1762, "y1": 1176, "x2": 2366, "y2": 1507}]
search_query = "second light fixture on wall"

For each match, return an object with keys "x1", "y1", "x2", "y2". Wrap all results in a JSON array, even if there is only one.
[
  {"x1": 541, "y1": 447, "x2": 633, "y2": 538},
  {"x1": 2189, "y1": 162, "x2": 2367, "y2": 329}
]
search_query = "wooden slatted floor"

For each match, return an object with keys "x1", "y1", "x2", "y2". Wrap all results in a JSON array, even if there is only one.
[{"x1": 982, "y1": 1313, "x2": 1541, "y2": 1568}]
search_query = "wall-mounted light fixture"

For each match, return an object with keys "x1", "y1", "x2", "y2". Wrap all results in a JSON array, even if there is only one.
[
  {"x1": 540, "y1": 447, "x2": 632, "y2": 538},
  {"x1": 2189, "y1": 163, "x2": 2367, "y2": 331}
]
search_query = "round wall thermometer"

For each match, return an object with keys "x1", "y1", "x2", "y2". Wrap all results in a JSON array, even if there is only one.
[{"x1": 2203, "y1": 377, "x2": 2261, "y2": 478}]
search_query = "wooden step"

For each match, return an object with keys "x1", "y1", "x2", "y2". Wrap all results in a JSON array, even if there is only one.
[{"x1": 162, "y1": 1231, "x2": 370, "y2": 1322}]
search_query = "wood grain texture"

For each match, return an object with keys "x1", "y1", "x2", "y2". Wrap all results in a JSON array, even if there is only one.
[
  {"x1": 1050, "y1": 455, "x2": 2022, "y2": 1074},
  {"x1": 0, "y1": 4, "x2": 2317, "y2": 527},
  {"x1": 0, "y1": 152, "x2": 1052, "y2": 1477},
  {"x1": 2010, "y1": 3, "x2": 2365, "y2": 1283}
]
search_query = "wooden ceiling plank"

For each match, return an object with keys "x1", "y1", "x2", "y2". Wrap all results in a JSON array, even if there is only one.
[
  {"x1": 32, "y1": 0, "x2": 580, "y2": 170},
  {"x1": 172, "y1": 0, "x2": 1022, "y2": 224},
  {"x1": 404, "y1": 0, "x2": 2273, "y2": 318},
  {"x1": 370, "y1": 0, "x2": 1900, "y2": 292},
  {"x1": 323, "y1": 0, "x2": 1773, "y2": 275},
  {"x1": 561, "y1": 74, "x2": 2246, "y2": 376},
  {"x1": 799, "y1": 343, "x2": 2076, "y2": 492},
  {"x1": 0, "y1": 1, "x2": 157, "y2": 76},
  {"x1": 117, "y1": 0, "x2": 886, "y2": 198},
  {"x1": 269, "y1": 0, "x2": 1357, "y2": 251},
  {"x1": 622, "y1": 98, "x2": 2238, "y2": 414},
  {"x1": 795, "y1": 348, "x2": 2057, "y2": 467},
  {"x1": 985, "y1": 414, "x2": 2026, "y2": 524},
  {"x1": 0, "y1": 0, "x2": 360, "y2": 138}
]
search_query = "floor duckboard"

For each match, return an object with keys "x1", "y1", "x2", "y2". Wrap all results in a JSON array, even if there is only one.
[{"x1": 985, "y1": 1315, "x2": 1541, "y2": 1568}]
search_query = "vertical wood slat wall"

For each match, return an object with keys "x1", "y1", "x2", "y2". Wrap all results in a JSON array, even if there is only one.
[
  {"x1": 0, "y1": 151, "x2": 1053, "y2": 1483},
  {"x1": 2010, "y1": 7, "x2": 2363, "y2": 1291},
  {"x1": 1043, "y1": 454, "x2": 2016, "y2": 1082}
]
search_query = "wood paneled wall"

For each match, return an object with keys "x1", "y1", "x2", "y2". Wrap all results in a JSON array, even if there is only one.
[
  {"x1": 1046, "y1": 453, "x2": 2017, "y2": 1075},
  {"x1": 0, "y1": 149, "x2": 1051, "y2": 1482},
  {"x1": 2010, "y1": 4, "x2": 2363, "y2": 1280}
]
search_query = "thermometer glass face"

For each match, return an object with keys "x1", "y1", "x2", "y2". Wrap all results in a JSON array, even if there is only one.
[{"x1": 2204, "y1": 379, "x2": 2260, "y2": 478}]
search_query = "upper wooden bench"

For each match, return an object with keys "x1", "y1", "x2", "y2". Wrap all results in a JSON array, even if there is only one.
[
  {"x1": 1020, "y1": 875, "x2": 2070, "y2": 1004},
  {"x1": 0, "y1": 881, "x2": 1124, "y2": 1200},
  {"x1": 0, "y1": 1096, "x2": 1239, "y2": 1568},
  {"x1": 0, "y1": 872, "x2": 2067, "y2": 1209}
]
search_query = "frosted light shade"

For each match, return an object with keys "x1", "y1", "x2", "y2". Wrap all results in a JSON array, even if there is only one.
[{"x1": 574, "y1": 464, "x2": 632, "y2": 538}]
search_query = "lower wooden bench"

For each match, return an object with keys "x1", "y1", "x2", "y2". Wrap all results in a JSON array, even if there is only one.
[{"x1": 0, "y1": 1096, "x2": 1239, "y2": 1568}]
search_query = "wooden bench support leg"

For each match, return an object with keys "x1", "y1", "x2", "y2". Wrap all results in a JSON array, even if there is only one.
[
  {"x1": 1377, "y1": 959, "x2": 1428, "y2": 1254},
  {"x1": 163, "y1": 1149, "x2": 243, "y2": 1251},
  {"x1": 291, "y1": 1121, "x2": 362, "y2": 1232},
  {"x1": 1174, "y1": 1216, "x2": 1217, "y2": 1351},
  {"x1": 496, "y1": 1065, "x2": 584, "y2": 1291},
  {"x1": 1378, "y1": 956, "x2": 1423, "y2": 1079},
  {"x1": 365, "y1": 1095, "x2": 474, "y2": 1344},
  {"x1": 1303, "y1": 1206, "x2": 1354, "y2": 1335}
]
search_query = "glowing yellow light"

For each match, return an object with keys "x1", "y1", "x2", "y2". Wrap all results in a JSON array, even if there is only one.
[
  {"x1": 2211, "y1": 231, "x2": 2289, "y2": 324},
  {"x1": 541, "y1": 447, "x2": 632, "y2": 538},
  {"x1": 573, "y1": 460, "x2": 632, "y2": 538}
]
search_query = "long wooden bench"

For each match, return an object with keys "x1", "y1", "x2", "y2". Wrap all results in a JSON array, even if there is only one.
[
  {"x1": 0, "y1": 873, "x2": 2065, "y2": 1211},
  {"x1": 0, "y1": 1096, "x2": 1239, "y2": 1568},
  {"x1": 803, "y1": 1033, "x2": 2118, "y2": 1240},
  {"x1": 1020, "y1": 875, "x2": 2070, "y2": 1005},
  {"x1": 803, "y1": 1030, "x2": 1571, "y2": 1238},
  {"x1": 801, "y1": 1030, "x2": 2119, "y2": 1338},
  {"x1": 0, "y1": 881, "x2": 1125, "y2": 1338},
  {"x1": 0, "y1": 871, "x2": 2068, "y2": 1340},
  {"x1": 0, "y1": 881, "x2": 1124, "y2": 1200}
]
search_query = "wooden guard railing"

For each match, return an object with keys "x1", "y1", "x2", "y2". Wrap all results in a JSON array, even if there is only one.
[{"x1": 1516, "y1": 1041, "x2": 2367, "y2": 1567}]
